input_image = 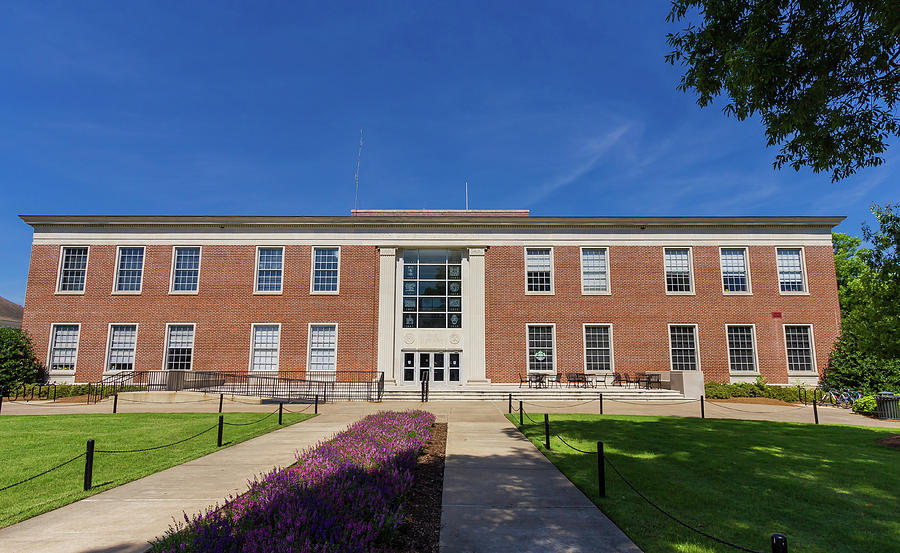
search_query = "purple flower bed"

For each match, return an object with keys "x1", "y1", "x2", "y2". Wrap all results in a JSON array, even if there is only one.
[{"x1": 151, "y1": 410, "x2": 435, "y2": 553}]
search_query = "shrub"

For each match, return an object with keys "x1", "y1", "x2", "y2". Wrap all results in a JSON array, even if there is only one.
[
  {"x1": 703, "y1": 382, "x2": 824, "y2": 403},
  {"x1": 852, "y1": 395, "x2": 877, "y2": 413},
  {"x1": 151, "y1": 410, "x2": 435, "y2": 553},
  {"x1": 823, "y1": 333, "x2": 900, "y2": 394},
  {"x1": 0, "y1": 328, "x2": 42, "y2": 392}
]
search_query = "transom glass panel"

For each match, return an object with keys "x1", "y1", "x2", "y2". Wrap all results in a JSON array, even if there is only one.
[{"x1": 401, "y1": 249, "x2": 462, "y2": 329}]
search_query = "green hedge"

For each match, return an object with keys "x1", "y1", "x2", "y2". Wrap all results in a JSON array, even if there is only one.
[
  {"x1": 704, "y1": 381, "x2": 823, "y2": 403},
  {"x1": 852, "y1": 395, "x2": 877, "y2": 414}
]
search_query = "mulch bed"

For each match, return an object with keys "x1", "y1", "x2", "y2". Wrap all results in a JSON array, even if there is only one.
[
  {"x1": 391, "y1": 422, "x2": 447, "y2": 553},
  {"x1": 876, "y1": 435, "x2": 900, "y2": 450},
  {"x1": 707, "y1": 397, "x2": 796, "y2": 406}
]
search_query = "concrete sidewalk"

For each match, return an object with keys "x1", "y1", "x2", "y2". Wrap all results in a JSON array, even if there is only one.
[{"x1": 439, "y1": 403, "x2": 641, "y2": 553}]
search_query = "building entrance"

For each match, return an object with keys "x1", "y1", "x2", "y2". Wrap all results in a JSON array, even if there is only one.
[{"x1": 402, "y1": 351, "x2": 461, "y2": 385}]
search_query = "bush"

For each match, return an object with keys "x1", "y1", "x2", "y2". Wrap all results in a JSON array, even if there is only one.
[
  {"x1": 0, "y1": 328, "x2": 43, "y2": 393},
  {"x1": 703, "y1": 382, "x2": 823, "y2": 403},
  {"x1": 852, "y1": 395, "x2": 877, "y2": 413},
  {"x1": 823, "y1": 333, "x2": 900, "y2": 394},
  {"x1": 151, "y1": 410, "x2": 435, "y2": 553}
]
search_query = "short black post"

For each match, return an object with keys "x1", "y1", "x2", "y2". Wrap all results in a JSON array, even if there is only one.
[
  {"x1": 519, "y1": 401, "x2": 523, "y2": 426},
  {"x1": 83, "y1": 439, "x2": 94, "y2": 491},
  {"x1": 597, "y1": 441, "x2": 606, "y2": 497},
  {"x1": 544, "y1": 413, "x2": 551, "y2": 450},
  {"x1": 113, "y1": 393, "x2": 118, "y2": 414},
  {"x1": 421, "y1": 380, "x2": 425, "y2": 402},
  {"x1": 315, "y1": 394, "x2": 319, "y2": 414},
  {"x1": 813, "y1": 398, "x2": 819, "y2": 424},
  {"x1": 219, "y1": 393, "x2": 224, "y2": 413},
  {"x1": 508, "y1": 393, "x2": 512, "y2": 414},
  {"x1": 217, "y1": 415, "x2": 224, "y2": 447},
  {"x1": 771, "y1": 532, "x2": 788, "y2": 553},
  {"x1": 599, "y1": 393, "x2": 604, "y2": 415},
  {"x1": 278, "y1": 402, "x2": 283, "y2": 425},
  {"x1": 53, "y1": 385, "x2": 57, "y2": 402},
  {"x1": 700, "y1": 395, "x2": 705, "y2": 419}
]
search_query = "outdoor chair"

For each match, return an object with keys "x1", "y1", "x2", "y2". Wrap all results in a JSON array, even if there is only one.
[
  {"x1": 635, "y1": 372, "x2": 651, "y2": 389},
  {"x1": 566, "y1": 372, "x2": 587, "y2": 388},
  {"x1": 611, "y1": 373, "x2": 625, "y2": 387},
  {"x1": 548, "y1": 374, "x2": 563, "y2": 388},
  {"x1": 519, "y1": 374, "x2": 530, "y2": 388}
]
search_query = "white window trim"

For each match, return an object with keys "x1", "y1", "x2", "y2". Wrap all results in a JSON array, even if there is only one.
[
  {"x1": 103, "y1": 323, "x2": 139, "y2": 374},
  {"x1": 55, "y1": 245, "x2": 90, "y2": 295},
  {"x1": 306, "y1": 322, "x2": 339, "y2": 371},
  {"x1": 47, "y1": 323, "x2": 81, "y2": 374},
  {"x1": 168, "y1": 246, "x2": 202, "y2": 295},
  {"x1": 248, "y1": 323, "x2": 282, "y2": 373},
  {"x1": 580, "y1": 246, "x2": 612, "y2": 295},
  {"x1": 776, "y1": 246, "x2": 810, "y2": 296},
  {"x1": 582, "y1": 323, "x2": 615, "y2": 373},
  {"x1": 162, "y1": 322, "x2": 196, "y2": 370},
  {"x1": 725, "y1": 323, "x2": 759, "y2": 375},
  {"x1": 254, "y1": 246, "x2": 285, "y2": 295},
  {"x1": 667, "y1": 323, "x2": 701, "y2": 372},
  {"x1": 663, "y1": 247, "x2": 695, "y2": 296},
  {"x1": 112, "y1": 246, "x2": 145, "y2": 295},
  {"x1": 719, "y1": 246, "x2": 752, "y2": 296},
  {"x1": 525, "y1": 323, "x2": 557, "y2": 373},
  {"x1": 783, "y1": 323, "x2": 817, "y2": 374},
  {"x1": 310, "y1": 246, "x2": 342, "y2": 295},
  {"x1": 524, "y1": 247, "x2": 555, "y2": 295}
]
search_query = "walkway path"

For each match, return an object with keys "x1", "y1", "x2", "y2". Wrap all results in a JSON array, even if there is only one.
[{"x1": 438, "y1": 402, "x2": 640, "y2": 553}]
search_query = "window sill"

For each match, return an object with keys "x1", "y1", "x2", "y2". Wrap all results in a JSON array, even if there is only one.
[
  {"x1": 168, "y1": 290, "x2": 199, "y2": 295},
  {"x1": 581, "y1": 291, "x2": 612, "y2": 296},
  {"x1": 722, "y1": 291, "x2": 753, "y2": 296},
  {"x1": 525, "y1": 291, "x2": 555, "y2": 296},
  {"x1": 111, "y1": 290, "x2": 142, "y2": 296},
  {"x1": 665, "y1": 291, "x2": 696, "y2": 296},
  {"x1": 54, "y1": 291, "x2": 85, "y2": 296},
  {"x1": 787, "y1": 370, "x2": 819, "y2": 375},
  {"x1": 253, "y1": 291, "x2": 283, "y2": 296},
  {"x1": 779, "y1": 291, "x2": 810, "y2": 296},
  {"x1": 310, "y1": 290, "x2": 340, "y2": 295}
]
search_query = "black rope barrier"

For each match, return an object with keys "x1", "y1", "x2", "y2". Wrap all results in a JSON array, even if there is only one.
[
  {"x1": 221, "y1": 408, "x2": 279, "y2": 426},
  {"x1": 520, "y1": 398, "x2": 601, "y2": 409},
  {"x1": 553, "y1": 432, "x2": 597, "y2": 454},
  {"x1": 603, "y1": 455, "x2": 763, "y2": 553},
  {"x1": 0, "y1": 452, "x2": 86, "y2": 492},
  {"x1": 282, "y1": 403, "x2": 313, "y2": 413},
  {"x1": 95, "y1": 424, "x2": 219, "y2": 454}
]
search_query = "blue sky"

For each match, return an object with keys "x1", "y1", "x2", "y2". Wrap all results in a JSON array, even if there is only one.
[{"x1": 0, "y1": 1, "x2": 895, "y2": 305}]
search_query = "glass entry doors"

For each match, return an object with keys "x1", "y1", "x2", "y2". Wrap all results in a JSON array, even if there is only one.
[{"x1": 403, "y1": 351, "x2": 461, "y2": 385}]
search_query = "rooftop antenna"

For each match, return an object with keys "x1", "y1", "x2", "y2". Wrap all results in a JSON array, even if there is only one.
[
  {"x1": 465, "y1": 181, "x2": 469, "y2": 211},
  {"x1": 354, "y1": 129, "x2": 363, "y2": 212}
]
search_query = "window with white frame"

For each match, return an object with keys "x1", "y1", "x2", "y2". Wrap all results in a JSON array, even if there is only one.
[
  {"x1": 401, "y1": 249, "x2": 463, "y2": 329},
  {"x1": 308, "y1": 324, "x2": 337, "y2": 372},
  {"x1": 107, "y1": 324, "x2": 137, "y2": 371},
  {"x1": 525, "y1": 248, "x2": 553, "y2": 293},
  {"x1": 726, "y1": 325, "x2": 756, "y2": 372},
  {"x1": 115, "y1": 247, "x2": 144, "y2": 292},
  {"x1": 49, "y1": 324, "x2": 80, "y2": 371},
  {"x1": 720, "y1": 248, "x2": 749, "y2": 293},
  {"x1": 527, "y1": 325, "x2": 555, "y2": 372},
  {"x1": 165, "y1": 324, "x2": 195, "y2": 370},
  {"x1": 312, "y1": 247, "x2": 340, "y2": 292},
  {"x1": 776, "y1": 248, "x2": 806, "y2": 292},
  {"x1": 785, "y1": 325, "x2": 814, "y2": 371},
  {"x1": 58, "y1": 247, "x2": 89, "y2": 292},
  {"x1": 664, "y1": 248, "x2": 693, "y2": 293},
  {"x1": 584, "y1": 325, "x2": 613, "y2": 372},
  {"x1": 256, "y1": 247, "x2": 283, "y2": 292},
  {"x1": 669, "y1": 325, "x2": 698, "y2": 370},
  {"x1": 581, "y1": 248, "x2": 609, "y2": 293},
  {"x1": 250, "y1": 324, "x2": 280, "y2": 372},
  {"x1": 171, "y1": 247, "x2": 201, "y2": 292}
]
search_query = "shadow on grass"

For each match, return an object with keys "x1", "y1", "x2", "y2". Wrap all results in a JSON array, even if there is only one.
[{"x1": 511, "y1": 414, "x2": 899, "y2": 553}]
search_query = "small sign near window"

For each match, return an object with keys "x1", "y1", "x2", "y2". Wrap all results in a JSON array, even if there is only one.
[{"x1": 771, "y1": 312, "x2": 783, "y2": 318}]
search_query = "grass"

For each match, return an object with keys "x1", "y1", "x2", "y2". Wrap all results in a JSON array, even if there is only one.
[
  {"x1": 0, "y1": 410, "x2": 315, "y2": 528},
  {"x1": 508, "y1": 413, "x2": 900, "y2": 553}
]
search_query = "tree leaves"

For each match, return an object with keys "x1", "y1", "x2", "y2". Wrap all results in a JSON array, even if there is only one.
[{"x1": 667, "y1": 0, "x2": 900, "y2": 181}]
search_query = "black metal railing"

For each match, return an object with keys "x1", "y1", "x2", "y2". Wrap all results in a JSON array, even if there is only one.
[{"x1": 85, "y1": 370, "x2": 384, "y2": 404}]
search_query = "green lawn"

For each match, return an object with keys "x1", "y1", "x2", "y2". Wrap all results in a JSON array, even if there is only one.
[
  {"x1": 0, "y1": 411, "x2": 315, "y2": 527},
  {"x1": 508, "y1": 413, "x2": 899, "y2": 553}
]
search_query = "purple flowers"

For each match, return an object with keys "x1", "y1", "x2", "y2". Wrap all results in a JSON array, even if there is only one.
[{"x1": 151, "y1": 410, "x2": 435, "y2": 553}]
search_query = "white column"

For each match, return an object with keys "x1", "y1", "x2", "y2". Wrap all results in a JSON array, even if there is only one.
[
  {"x1": 466, "y1": 247, "x2": 489, "y2": 383},
  {"x1": 376, "y1": 247, "x2": 398, "y2": 383}
]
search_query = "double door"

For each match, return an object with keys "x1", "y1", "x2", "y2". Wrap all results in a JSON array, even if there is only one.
[{"x1": 403, "y1": 351, "x2": 461, "y2": 385}]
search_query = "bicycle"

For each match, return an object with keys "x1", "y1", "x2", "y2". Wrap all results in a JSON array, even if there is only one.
[{"x1": 819, "y1": 389, "x2": 862, "y2": 409}]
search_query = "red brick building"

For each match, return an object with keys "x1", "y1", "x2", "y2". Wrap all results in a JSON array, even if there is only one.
[{"x1": 20, "y1": 211, "x2": 843, "y2": 388}]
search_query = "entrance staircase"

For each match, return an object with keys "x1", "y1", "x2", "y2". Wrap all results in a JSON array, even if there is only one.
[{"x1": 381, "y1": 385, "x2": 684, "y2": 402}]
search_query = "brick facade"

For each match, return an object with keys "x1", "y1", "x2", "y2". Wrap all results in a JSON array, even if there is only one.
[{"x1": 484, "y1": 245, "x2": 840, "y2": 385}]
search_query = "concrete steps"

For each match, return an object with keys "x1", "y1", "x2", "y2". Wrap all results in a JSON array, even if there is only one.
[{"x1": 379, "y1": 386, "x2": 684, "y2": 402}]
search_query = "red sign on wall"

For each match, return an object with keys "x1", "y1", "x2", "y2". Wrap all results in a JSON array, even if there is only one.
[{"x1": 771, "y1": 312, "x2": 783, "y2": 318}]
